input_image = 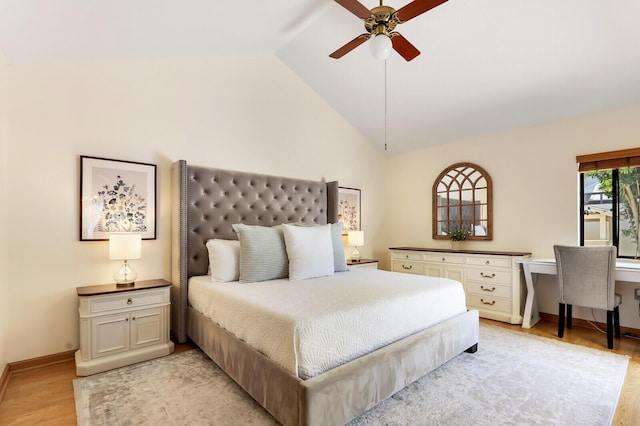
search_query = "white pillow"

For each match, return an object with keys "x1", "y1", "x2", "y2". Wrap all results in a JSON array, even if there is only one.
[
  {"x1": 283, "y1": 224, "x2": 334, "y2": 281},
  {"x1": 290, "y1": 222, "x2": 348, "y2": 272},
  {"x1": 205, "y1": 239, "x2": 240, "y2": 282}
]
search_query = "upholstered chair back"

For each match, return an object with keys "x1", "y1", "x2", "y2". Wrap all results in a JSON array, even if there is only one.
[{"x1": 554, "y1": 245, "x2": 617, "y2": 311}]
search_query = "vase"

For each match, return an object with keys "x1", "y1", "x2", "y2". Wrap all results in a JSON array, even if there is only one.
[{"x1": 451, "y1": 241, "x2": 462, "y2": 251}]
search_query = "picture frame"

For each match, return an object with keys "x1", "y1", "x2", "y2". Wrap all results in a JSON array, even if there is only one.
[
  {"x1": 80, "y1": 155, "x2": 157, "y2": 241},
  {"x1": 338, "y1": 186, "x2": 361, "y2": 234}
]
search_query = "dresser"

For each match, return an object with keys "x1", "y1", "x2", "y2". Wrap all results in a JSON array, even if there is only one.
[
  {"x1": 389, "y1": 247, "x2": 531, "y2": 324},
  {"x1": 75, "y1": 279, "x2": 175, "y2": 376}
]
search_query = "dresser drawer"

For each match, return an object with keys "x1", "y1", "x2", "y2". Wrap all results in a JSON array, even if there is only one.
[
  {"x1": 466, "y1": 294, "x2": 512, "y2": 314},
  {"x1": 391, "y1": 251, "x2": 425, "y2": 261},
  {"x1": 87, "y1": 289, "x2": 169, "y2": 314},
  {"x1": 424, "y1": 254, "x2": 466, "y2": 264},
  {"x1": 392, "y1": 260, "x2": 425, "y2": 275},
  {"x1": 466, "y1": 281, "x2": 511, "y2": 299},
  {"x1": 466, "y1": 269, "x2": 511, "y2": 285},
  {"x1": 466, "y1": 256, "x2": 512, "y2": 269}
]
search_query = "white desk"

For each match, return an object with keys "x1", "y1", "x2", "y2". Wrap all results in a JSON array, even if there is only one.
[{"x1": 519, "y1": 259, "x2": 640, "y2": 329}]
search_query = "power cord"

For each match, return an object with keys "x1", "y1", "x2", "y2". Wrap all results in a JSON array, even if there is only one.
[
  {"x1": 623, "y1": 301, "x2": 640, "y2": 340},
  {"x1": 587, "y1": 309, "x2": 605, "y2": 334},
  {"x1": 586, "y1": 306, "x2": 640, "y2": 341}
]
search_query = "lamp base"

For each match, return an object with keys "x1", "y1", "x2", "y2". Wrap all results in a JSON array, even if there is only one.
[
  {"x1": 350, "y1": 247, "x2": 361, "y2": 262},
  {"x1": 114, "y1": 260, "x2": 138, "y2": 285}
]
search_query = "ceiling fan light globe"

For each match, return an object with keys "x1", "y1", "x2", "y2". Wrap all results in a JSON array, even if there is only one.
[{"x1": 369, "y1": 34, "x2": 392, "y2": 60}]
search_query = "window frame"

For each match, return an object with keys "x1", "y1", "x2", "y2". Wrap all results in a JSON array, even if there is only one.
[
  {"x1": 577, "y1": 148, "x2": 640, "y2": 258},
  {"x1": 579, "y1": 169, "x2": 620, "y2": 251}
]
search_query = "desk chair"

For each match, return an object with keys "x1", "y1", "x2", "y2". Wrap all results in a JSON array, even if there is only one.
[{"x1": 554, "y1": 245, "x2": 621, "y2": 349}]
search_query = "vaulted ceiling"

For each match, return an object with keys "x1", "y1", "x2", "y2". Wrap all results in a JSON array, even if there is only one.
[{"x1": 1, "y1": 0, "x2": 639, "y2": 154}]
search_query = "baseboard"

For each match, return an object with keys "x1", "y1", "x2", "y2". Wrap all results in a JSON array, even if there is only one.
[
  {"x1": 540, "y1": 312, "x2": 640, "y2": 336},
  {"x1": 0, "y1": 349, "x2": 76, "y2": 404},
  {"x1": 0, "y1": 363, "x2": 9, "y2": 403},
  {"x1": 8, "y1": 349, "x2": 76, "y2": 373}
]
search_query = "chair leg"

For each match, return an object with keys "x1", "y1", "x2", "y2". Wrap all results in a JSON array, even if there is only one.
[
  {"x1": 558, "y1": 303, "x2": 565, "y2": 338},
  {"x1": 614, "y1": 306, "x2": 621, "y2": 338},
  {"x1": 566, "y1": 304, "x2": 572, "y2": 329},
  {"x1": 607, "y1": 310, "x2": 614, "y2": 349}
]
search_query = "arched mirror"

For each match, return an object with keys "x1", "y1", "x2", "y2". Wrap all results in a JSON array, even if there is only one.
[{"x1": 432, "y1": 162, "x2": 493, "y2": 240}]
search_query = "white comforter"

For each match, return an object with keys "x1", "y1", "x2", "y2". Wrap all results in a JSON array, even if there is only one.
[{"x1": 188, "y1": 268, "x2": 467, "y2": 379}]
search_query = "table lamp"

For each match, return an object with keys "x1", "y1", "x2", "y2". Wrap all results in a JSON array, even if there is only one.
[
  {"x1": 109, "y1": 233, "x2": 141, "y2": 285},
  {"x1": 348, "y1": 230, "x2": 364, "y2": 262}
]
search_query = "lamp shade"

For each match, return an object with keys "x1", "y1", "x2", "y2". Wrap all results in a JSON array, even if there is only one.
[
  {"x1": 348, "y1": 230, "x2": 364, "y2": 247},
  {"x1": 109, "y1": 233, "x2": 142, "y2": 260},
  {"x1": 369, "y1": 34, "x2": 392, "y2": 61}
]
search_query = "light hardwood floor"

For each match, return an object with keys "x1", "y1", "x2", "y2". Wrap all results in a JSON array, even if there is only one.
[{"x1": 0, "y1": 319, "x2": 638, "y2": 425}]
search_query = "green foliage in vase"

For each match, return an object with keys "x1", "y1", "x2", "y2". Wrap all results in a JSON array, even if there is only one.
[{"x1": 447, "y1": 228, "x2": 471, "y2": 241}]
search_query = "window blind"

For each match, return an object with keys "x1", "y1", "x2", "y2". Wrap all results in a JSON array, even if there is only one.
[{"x1": 577, "y1": 148, "x2": 640, "y2": 172}]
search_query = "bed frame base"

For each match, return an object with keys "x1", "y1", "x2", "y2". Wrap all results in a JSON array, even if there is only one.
[{"x1": 188, "y1": 307, "x2": 479, "y2": 426}]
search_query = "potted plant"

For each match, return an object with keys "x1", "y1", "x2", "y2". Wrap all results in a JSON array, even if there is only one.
[{"x1": 447, "y1": 228, "x2": 471, "y2": 250}]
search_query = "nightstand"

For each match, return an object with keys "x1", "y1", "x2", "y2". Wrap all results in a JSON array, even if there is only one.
[
  {"x1": 347, "y1": 259, "x2": 379, "y2": 269},
  {"x1": 75, "y1": 279, "x2": 175, "y2": 376}
]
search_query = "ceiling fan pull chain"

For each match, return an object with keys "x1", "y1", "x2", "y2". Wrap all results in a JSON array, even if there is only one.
[{"x1": 384, "y1": 59, "x2": 388, "y2": 152}]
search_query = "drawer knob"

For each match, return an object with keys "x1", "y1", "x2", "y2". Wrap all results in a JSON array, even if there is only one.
[
  {"x1": 405, "y1": 255, "x2": 409, "y2": 259},
  {"x1": 480, "y1": 272, "x2": 496, "y2": 279},
  {"x1": 481, "y1": 285, "x2": 496, "y2": 292},
  {"x1": 485, "y1": 260, "x2": 490, "y2": 265},
  {"x1": 402, "y1": 264, "x2": 413, "y2": 270},
  {"x1": 127, "y1": 298, "x2": 133, "y2": 305},
  {"x1": 442, "y1": 257, "x2": 446, "y2": 262},
  {"x1": 480, "y1": 298, "x2": 496, "y2": 306}
]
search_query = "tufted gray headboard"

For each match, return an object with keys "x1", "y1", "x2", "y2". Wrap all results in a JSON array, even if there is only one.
[{"x1": 170, "y1": 160, "x2": 338, "y2": 342}]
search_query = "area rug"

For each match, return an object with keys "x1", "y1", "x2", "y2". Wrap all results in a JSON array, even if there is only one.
[{"x1": 74, "y1": 324, "x2": 628, "y2": 425}]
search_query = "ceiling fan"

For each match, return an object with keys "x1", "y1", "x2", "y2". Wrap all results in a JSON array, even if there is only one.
[{"x1": 330, "y1": 0, "x2": 448, "y2": 61}]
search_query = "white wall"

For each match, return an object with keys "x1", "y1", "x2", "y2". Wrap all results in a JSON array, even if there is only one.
[
  {"x1": 5, "y1": 55, "x2": 385, "y2": 362},
  {"x1": 7, "y1": 53, "x2": 639, "y2": 363},
  {"x1": 384, "y1": 101, "x2": 640, "y2": 329},
  {"x1": 0, "y1": 52, "x2": 9, "y2": 373}
]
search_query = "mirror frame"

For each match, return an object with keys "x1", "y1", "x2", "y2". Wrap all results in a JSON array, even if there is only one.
[{"x1": 432, "y1": 162, "x2": 493, "y2": 241}]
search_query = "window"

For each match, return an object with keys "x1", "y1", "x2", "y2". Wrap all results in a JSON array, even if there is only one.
[
  {"x1": 578, "y1": 148, "x2": 640, "y2": 258},
  {"x1": 432, "y1": 162, "x2": 492, "y2": 240}
]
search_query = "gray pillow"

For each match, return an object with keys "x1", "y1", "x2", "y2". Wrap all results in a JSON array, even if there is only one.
[
  {"x1": 290, "y1": 222, "x2": 348, "y2": 272},
  {"x1": 330, "y1": 222, "x2": 349, "y2": 272},
  {"x1": 232, "y1": 224, "x2": 289, "y2": 283}
]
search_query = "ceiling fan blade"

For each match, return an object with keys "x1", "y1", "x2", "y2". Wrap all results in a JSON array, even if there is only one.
[
  {"x1": 391, "y1": 33, "x2": 421, "y2": 61},
  {"x1": 334, "y1": 0, "x2": 372, "y2": 19},
  {"x1": 329, "y1": 34, "x2": 369, "y2": 59},
  {"x1": 395, "y1": 0, "x2": 448, "y2": 23}
]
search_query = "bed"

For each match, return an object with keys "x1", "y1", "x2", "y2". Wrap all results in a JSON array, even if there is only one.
[{"x1": 170, "y1": 160, "x2": 479, "y2": 425}]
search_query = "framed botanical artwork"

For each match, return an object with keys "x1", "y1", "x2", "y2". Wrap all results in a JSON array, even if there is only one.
[
  {"x1": 338, "y1": 187, "x2": 361, "y2": 234},
  {"x1": 80, "y1": 156, "x2": 157, "y2": 241}
]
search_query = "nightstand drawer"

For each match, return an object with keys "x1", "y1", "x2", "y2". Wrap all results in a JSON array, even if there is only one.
[{"x1": 87, "y1": 289, "x2": 168, "y2": 314}]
